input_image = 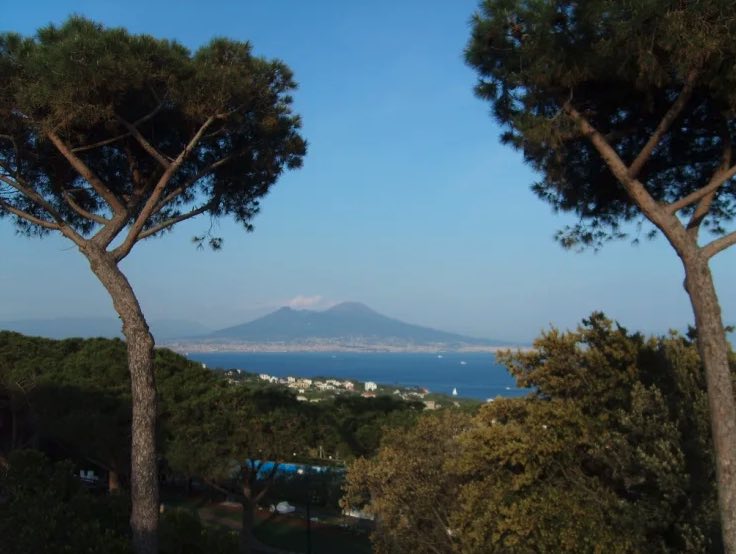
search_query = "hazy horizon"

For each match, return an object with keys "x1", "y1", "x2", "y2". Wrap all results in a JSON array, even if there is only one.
[{"x1": 0, "y1": 301, "x2": 516, "y2": 343}]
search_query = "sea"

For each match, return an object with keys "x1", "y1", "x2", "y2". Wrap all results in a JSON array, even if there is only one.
[{"x1": 186, "y1": 351, "x2": 526, "y2": 401}]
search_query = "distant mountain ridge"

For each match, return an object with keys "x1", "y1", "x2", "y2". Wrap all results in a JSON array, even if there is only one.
[
  {"x1": 200, "y1": 301, "x2": 507, "y2": 349},
  {"x1": 0, "y1": 317, "x2": 212, "y2": 341},
  {"x1": 1, "y1": 303, "x2": 516, "y2": 352}
]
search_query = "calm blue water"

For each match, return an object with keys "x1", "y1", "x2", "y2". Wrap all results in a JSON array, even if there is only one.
[{"x1": 186, "y1": 352, "x2": 526, "y2": 401}]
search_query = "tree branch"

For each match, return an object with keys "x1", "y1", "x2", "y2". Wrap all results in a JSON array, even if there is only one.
[
  {"x1": 0, "y1": 174, "x2": 23, "y2": 190},
  {"x1": 136, "y1": 201, "x2": 215, "y2": 241},
  {"x1": 564, "y1": 103, "x2": 674, "y2": 229},
  {"x1": 47, "y1": 131, "x2": 126, "y2": 214},
  {"x1": 116, "y1": 115, "x2": 172, "y2": 169},
  {"x1": 1, "y1": 175, "x2": 72, "y2": 226},
  {"x1": 0, "y1": 198, "x2": 60, "y2": 230},
  {"x1": 71, "y1": 133, "x2": 132, "y2": 154},
  {"x1": 628, "y1": 68, "x2": 699, "y2": 179},
  {"x1": 0, "y1": 135, "x2": 26, "y2": 181},
  {"x1": 687, "y1": 192, "x2": 714, "y2": 235},
  {"x1": 0, "y1": 176, "x2": 87, "y2": 247},
  {"x1": 0, "y1": 140, "x2": 93, "y2": 249},
  {"x1": 62, "y1": 191, "x2": 110, "y2": 225},
  {"x1": 667, "y1": 164, "x2": 736, "y2": 215},
  {"x1": 152, "y1": 150, "x2": 243, "y2": 214},
  {"x1": 430, "y1": 504, "x2": 454, "y2": 546},
  {"x1": 112, "y1": 116, "x2": 216, "y2": 261},
  {"x1": 71, "y1": 103, "x2": 165, "y2": 153},
  {"x1": 702, "y1": 230, "x2": 736, "y2": 259},
  {"x1": 687, "y1": 121, "x2": 732, "y2": 238}
]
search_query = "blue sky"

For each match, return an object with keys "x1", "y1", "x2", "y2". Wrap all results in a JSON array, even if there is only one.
[{"x1": 1, "y1": 0, "x2": 734, "y2": 343}]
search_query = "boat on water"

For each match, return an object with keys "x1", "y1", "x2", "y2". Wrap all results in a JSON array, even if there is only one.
[{"x1": 452, "y1": 387, "x2": 458, "y2": 396}]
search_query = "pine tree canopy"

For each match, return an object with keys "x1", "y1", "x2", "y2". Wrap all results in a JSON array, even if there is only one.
[
  {"x1": 467, "y1": 0, "x2": 736, "y2": 248},
  {"x1": 0, "y1": 17, "x2": 306, "y2": 258}
]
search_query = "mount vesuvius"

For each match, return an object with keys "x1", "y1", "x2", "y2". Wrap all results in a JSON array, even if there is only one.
[{"x1": 166, "y1": 302, "x2": 512, "y2": 352}]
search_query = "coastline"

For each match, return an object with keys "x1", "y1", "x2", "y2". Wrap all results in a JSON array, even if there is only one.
[
  {"x1": 186, "y1": 350, "x2": 527, "y2": 401},
  {"x1": 163, "y1": 340, "x2": 532, "y2": 354}
]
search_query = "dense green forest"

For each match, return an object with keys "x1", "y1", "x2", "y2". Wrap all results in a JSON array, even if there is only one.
[{"x1": 0, "y1": 331, "x2": 421, "y2": 553}]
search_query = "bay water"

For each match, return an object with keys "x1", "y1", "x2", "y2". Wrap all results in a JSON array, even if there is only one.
[{"x1": 187, "y1": 351, "x2": 526, "y2": 401}]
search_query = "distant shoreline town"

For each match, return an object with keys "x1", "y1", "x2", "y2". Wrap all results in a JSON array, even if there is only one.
[{"x1": 221, "y1": 368, "x2": 479, "y2": 409}]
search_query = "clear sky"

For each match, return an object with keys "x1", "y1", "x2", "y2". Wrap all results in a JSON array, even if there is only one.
[{"x1": 1, "y1": 0, "x2": 734, "y2": 343}]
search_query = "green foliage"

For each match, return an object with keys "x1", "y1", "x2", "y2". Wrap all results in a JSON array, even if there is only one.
[
  {"x1": 0, "y1": 329, "x2": 420, "y2": 480},
  {"x1": 455, "y1": 315, "x2": 723, "y2": 552},
  {"x1": 0, "y1": 330, "x2": 436, "y2": 548},
  {"x1": 343, "y1": 411, "x2": 470, "y2": 554},
  {"x1": 317, "y1": 395, "x2": 424, "y2": 460},
  {"x1": 454, "y1": 397, "x2": 643, "y2": 552},
  {"x1": 0, "y1": 331, "x2": 224, "y2": 489},
  {"x1": 0, "y1": 449, "x2": 131, "y2": 553},
  {"x1": 347, "y1": 315, "x2": 724, "y2": 552},
  {"x1": 466, "y1": 0, "x2": 736, "y2": 247},
  {"x1": 33, "y1": 383, "x2": 131, "y2": 482},
  {"x1": 164, "y1": 385, "x2": 309, "y2": 484},
  {"x1": 0, "y1": 16, "x2": 306, "y2": 239},
  {"x1": 0, "y1": 333, "x2": 128, "y2": 461}
]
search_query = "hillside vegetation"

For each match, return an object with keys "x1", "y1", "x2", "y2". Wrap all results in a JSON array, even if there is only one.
[{"x1": 344, "y1": 314, "x2": 733, "y2": 553}]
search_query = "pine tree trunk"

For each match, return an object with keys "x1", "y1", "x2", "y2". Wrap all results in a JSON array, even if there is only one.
[
  {"x1": 239, "y1": 495, "x2": 254, "y2": 554},
  {"x1": 683, "y1": 253, "x2": 736, "y2": 553},
  {"x1": 86, "y1": 247, "x2": 159, "y2": 554}
]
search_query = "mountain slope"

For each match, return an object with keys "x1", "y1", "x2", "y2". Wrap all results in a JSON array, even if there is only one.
[{"x1": 207, "y1": 302, "x2": 503, "y2": 346}]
